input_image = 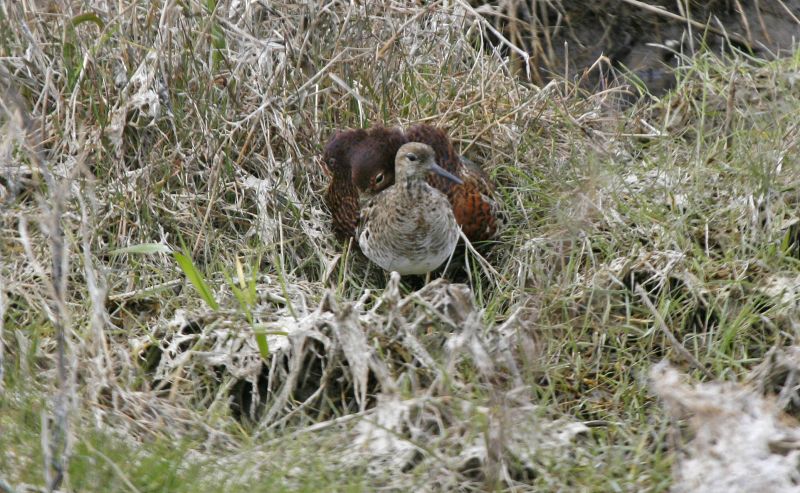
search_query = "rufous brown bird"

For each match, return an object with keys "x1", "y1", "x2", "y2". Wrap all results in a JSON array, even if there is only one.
[{"x1": 321, "y1": 124, "x2": 500, "y2": 243}]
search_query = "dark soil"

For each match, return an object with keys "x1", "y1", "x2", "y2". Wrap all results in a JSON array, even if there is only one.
[{"x1": 476, "y1": 0, "x2": 799, "y2": 96}]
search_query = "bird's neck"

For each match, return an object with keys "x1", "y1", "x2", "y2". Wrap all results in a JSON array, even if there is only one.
[{"x1": 398, "y1": 173, "x2": 428, "y2": 196}]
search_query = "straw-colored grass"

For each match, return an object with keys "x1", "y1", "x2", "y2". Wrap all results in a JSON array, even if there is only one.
[{"x1": 1, "y1": 1, "x2": 799, "y2": 491}]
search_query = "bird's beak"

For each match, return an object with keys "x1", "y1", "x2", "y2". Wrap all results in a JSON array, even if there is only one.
[{"x1": 429, "y1": 163, "x2": 464, "y2": 185}]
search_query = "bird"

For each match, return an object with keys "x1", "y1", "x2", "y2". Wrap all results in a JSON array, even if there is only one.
[
  {"x1": 321, "y1": 124, "x2": 499, "y2": 243},
  {"x1": 321, "y1": 126, "x2": 406, "y2": 240},
  {"x1": 357, "y1": 142, "x2": 463, "y2": 276}
]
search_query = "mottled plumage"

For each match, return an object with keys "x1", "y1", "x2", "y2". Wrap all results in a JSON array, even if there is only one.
[
  {"x1": 406, "y1": 125, "x2": 499, "y2": 242},
  {"x1": 321, "y1": 124, "x2": 499, "y2": 243},
  {"x1": 357, "y1": 143, "x2": 462, "y2": 276}
]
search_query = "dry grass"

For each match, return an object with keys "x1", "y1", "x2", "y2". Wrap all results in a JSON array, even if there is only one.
[{"x1": 1, "y1": 1, "x2": 800, "y2": 491}]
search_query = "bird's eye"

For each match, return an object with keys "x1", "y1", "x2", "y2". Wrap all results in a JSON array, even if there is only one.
[
  {"x1": 375, "y1": 173, "x2": 384, "y2": 184},
  {"x1": 406, "y1": 153, "x2": 417, "y2": 162}
]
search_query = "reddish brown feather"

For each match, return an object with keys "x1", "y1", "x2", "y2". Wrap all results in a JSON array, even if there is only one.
[{"x1": 322, "y1": 135, "x2": 361, "y2": 240}]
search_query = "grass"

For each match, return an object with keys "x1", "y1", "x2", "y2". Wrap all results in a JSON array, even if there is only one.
[{"x1": 1, "y1": 1, "x2": 800, "y2": 491}]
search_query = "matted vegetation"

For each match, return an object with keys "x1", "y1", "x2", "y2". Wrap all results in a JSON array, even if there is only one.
[{"x1": 1, "y1": 1, "x2": 799, "y2": 491}]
